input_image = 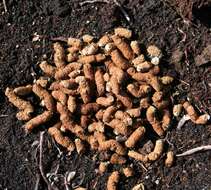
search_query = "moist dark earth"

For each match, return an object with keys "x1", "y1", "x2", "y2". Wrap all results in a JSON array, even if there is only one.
[{"x1": 0, "y1": 0, "x2": 211, "y2": 189}]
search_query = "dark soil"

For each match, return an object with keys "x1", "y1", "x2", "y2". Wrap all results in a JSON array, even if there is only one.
[{"x1": 0, "y1": 0, "x2": 211, "y2": 189}]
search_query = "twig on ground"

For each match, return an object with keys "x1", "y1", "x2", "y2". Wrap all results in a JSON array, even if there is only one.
[
  {"x1": 34, "y1": 174, "x2": 40, "y2": 190},
  {"x1": 51, "y1": 37, "x2": 68, "y2": 42},
  {"x1": 178, "y1": 79, "x2": 190, "y2": 86},
  {"x1": 54, "y1": 163, "x2": 60, "y2": 175},
  {"x1": 79, "y1": 0, "x2": 109, "y2": 6},
  {"x1": 64, "y1": 172, "x2": 70, "y2": 190},
  {"x1": 79, "y1": 0, "x2": 131, "y2": 23},
  {"x1": 176, "y1": 145, "x2": 211, "y2": 157},
  {"x1": 51, "y1": 138, "x2": 63, "y2": 157},
  {"x1": 177, "y1": 28, "x2": 186, "y2": 43},
  {"x1": 184, "y1": 49, "x2": 190, "y2": 72},
  {"x1": 71, "y1": 172, "x2": 85, "y2": 189},
  {"x1": 39, "y1": 131, "x2": 54, "y2": 190},
  {"x1": 177, "y1": 115, "x2": 190, "y2": 130},
  {"x1": 0, "y1": 114, "x2": 8, "y2": 118},
  {"x1": 164, "y1": 132, "x2": 174, "y2": 148},
  {"x1": 2, "y1": 0, "x2": 8, "y2": 12},
  {"x1": 113, "y1": 0, "x2": 131, "y2": 23},
  {"x1": 138, "y1": 162, "x2": 148, "y2": 172}
]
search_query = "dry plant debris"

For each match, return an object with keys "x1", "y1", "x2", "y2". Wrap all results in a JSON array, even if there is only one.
[
  {"x1": 5, "y1": 27, "x2": 210, "y2": 189},
  {"x1": 195, "y1": 44, "x2": 211, "y2": 66}
]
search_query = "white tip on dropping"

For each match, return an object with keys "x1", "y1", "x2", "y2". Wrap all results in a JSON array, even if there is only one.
[
  {"x1": 126, "y1": 118, "x2": 133, "y2": 126},
  {"x1": 151, "y1": 57, "x2": 160, "y2": 65},
  {"x1": 114, "y1": 129, "x2": 119, "y2": 135},
  {"x1": 108, "y1": 95, "x2": 114, "y2": 102},
  {"x1": 60, "y1": 126, "x2": 66, "y2": 132},
  {"x1": 75, "y1": 76, "x2": 86, "y2": 83},
  {"x1": 136, "y1": 65, "x2": 142, "y2": 72},
  {"x1": 106, "y1": 82, "x2": 111, "y2": 92},
  {"x1": 40, "y1": 100, "x2": 45, "y2": 107},
  {"x1": 81, "y1": 43, "x2": 98, "y2": 56},
  {"x1": 88, "y1": 124, "x2": 93, "y2": 131},
  {"x1": 203, "y1": 114, "x2": 210, "y2": 121},
  {"x1": 105, "y1": 43, "x2": 115, "y2": 53},
  {"x1": 116, "y1": 135, "x2": 127, "y2": 142}
]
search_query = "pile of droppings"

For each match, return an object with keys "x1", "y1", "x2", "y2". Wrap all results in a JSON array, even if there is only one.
[{"x1": 5, "y1": 27, "x2": 210, "y2": 190}]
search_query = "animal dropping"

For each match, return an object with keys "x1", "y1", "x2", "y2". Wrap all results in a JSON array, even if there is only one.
[{"x1": 5, "y1": 27, "x2": 210, "y2": 190}]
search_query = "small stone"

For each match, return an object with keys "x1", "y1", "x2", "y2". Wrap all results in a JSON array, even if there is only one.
[{"x1": 155, "y1": 179, "x2": 160, "y2": 185}]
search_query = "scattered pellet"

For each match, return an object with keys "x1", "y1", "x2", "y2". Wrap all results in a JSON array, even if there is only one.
[
  {"x1": 165, "y1": 151, "x2": 174, "y2": 167},
  {"x1": 107, "y1": 171, "x2": 120, "y2": 190}
]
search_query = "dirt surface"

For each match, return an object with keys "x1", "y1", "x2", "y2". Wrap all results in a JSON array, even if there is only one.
[{"x1": 0, "y1": 0, "x2": 211, "y2": 189}]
